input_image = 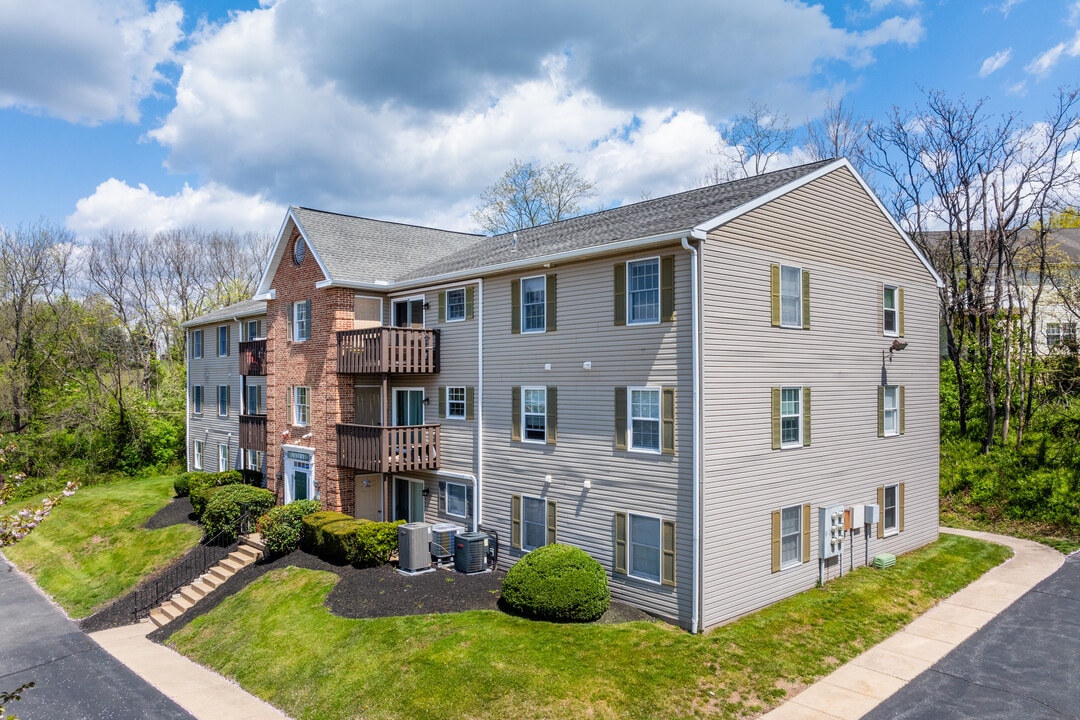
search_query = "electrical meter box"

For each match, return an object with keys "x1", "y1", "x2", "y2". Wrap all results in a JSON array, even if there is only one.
[
  {"x1": 864, "y1": 503, "x2": 880, "y2": 524},
  {"x1": 818, "y1": 504, "x2": 845, "y2": 559}
]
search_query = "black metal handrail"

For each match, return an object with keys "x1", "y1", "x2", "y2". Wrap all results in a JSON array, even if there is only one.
[{"x1": 132, "y1": 507, "x2": 256, "y2": 620}]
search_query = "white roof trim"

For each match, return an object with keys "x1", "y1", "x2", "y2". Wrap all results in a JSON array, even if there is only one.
[
  {"x1": 255, "y1": 208, "x2": 335, "y2": 296},
  {"x1": 693, "y1": 158, "x2": 943, "y2": 288}
]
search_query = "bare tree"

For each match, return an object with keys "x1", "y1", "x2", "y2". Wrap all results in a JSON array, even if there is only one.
[
  {"x1": 472, "y1": 160, "x2": 596, "y2": 235},
  {"x1": 804, "y1": 97, "x2": 871, "y2": 175},
  {"x1": 707, "y1": 102, "x2": 796, "y2": 182}
]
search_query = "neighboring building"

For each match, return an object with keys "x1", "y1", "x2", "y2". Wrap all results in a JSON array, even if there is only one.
[
  {"x1": 186, "y1": 158, "x2": 942, "y2": 631},
  {"x1": 183, "y1": 299, "x2": 267, "y2": 480}
]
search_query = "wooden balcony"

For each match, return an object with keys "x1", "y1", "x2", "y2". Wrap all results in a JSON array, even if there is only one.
[
  {"x1": 337, "y1": 327, "x2": 439, "y2": 374},
  {"x1": 239, "y1": 339, "x2": 266, "y2": 376},
  {"x1": 239, "y1": 414, "x2": 267, "y2": 451},
  {"x1": 336, "y1": 423, "x2": 440, "y2": 473}
]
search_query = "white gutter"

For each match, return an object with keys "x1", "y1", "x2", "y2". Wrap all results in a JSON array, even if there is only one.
[
  {"x1": 434, "y1": 470, "x2": 479, "y2": 533},
  {"x1": 185, "y1": 329, "x2": 190, "y2": 472},
  {"x1": 682, "y1": 236, "x2": 703, "y2": 634},
  {"x1": 476, "y1": 278, "x2": 484, "y2": 532}
]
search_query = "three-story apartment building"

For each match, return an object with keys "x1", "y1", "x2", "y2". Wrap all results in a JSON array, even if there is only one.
[{"x1": 186, "y1": 158, "x2": 942, "y2": 631}]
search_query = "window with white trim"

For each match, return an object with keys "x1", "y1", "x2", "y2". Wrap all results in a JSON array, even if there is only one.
[
  {"x1": 780, "y1": 387, "x2": 801, "y2": 446},
  {"x1": 883, "y1": 484, "x2": 898, "y2": 535},
  {"x1": 780, "y1": 505, "x2": 802, "y2": 568},
  {"x1": 445, "y1": 288, "x2": 466, "y2": 322},
  {"x1": 445, "y1": 482, "x2": 467, "y2": 518},
  {"x1": 246, "y1": 319, "x2": 259, "y2": 341},
  {"x1": 245, "y1": 449, "x2": 264, "y2": 472},
  {"x1": 446, "y1": 386, "x2": 466, "y2": 419},
  {"x1": 191, "y1": 385, "x2": 203, "y2": 415},
  {"x1": 629, "y1": 513, "x2": 662, "y2": 583},
  {"x1": 1047, "y1": 322, "x2": 1076, "y2": 349},
  {"x1": 630, "y1": 387, "x2": 661, "y2": 452},
  {"x1": 217, "y1": 326, "x2": 228, "y2": 356},
  {"x1": 882, "y1": 385, "x2": 899, "y2": 436},
  {"x1": 191, "y1": 329, "x2": 202, "y2": 359},
  {"x1": 246, "y1": 384, "x2": 261, "y2": 415},
  {"x1": 627, "y1": 258, "x2": 660, "y2": 325},
  {"x1": 218, "y1": 443, "x2": 229, "y2": 472},
  {"x1": 217, "y1": 385, "x2": 229, "y2": 417},
  {"x1": 883, "y1": 286, "x2": 899, "y2": 336},
  {"x1": 293, "y1": 301, "x2": 310, "y2": 341},
  {"x1": 522, "y1": 495, "x2": 548, "y2": 551},
  {"x1": 521, "y1": 276, "x2": 546, "y2": 332},
  {"x1": 522, "y1": 387, "x2": 547, "y2": 442},
  {"x1": 780, "y1": 265, "x2": 802, "y2": 327},
  {"x1": 193, "y1": 440, "x2": 203, "y2": 470},
  {"x1": 293, "y1": 386, "x2": 310, "y2": 426}
]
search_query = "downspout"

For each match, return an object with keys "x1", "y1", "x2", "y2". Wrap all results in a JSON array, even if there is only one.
[
  {"x1": 476, "y1": 278, "x2": 484, "y2": 531},
  {"x1": 682, "y1": 235, "x2": 703, "y2": 634},
  {"x1": 185, "y1": 329, "x2": 191, "y2": 472}
]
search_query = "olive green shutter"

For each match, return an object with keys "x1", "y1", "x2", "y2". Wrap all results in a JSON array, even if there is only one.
[
  {"x1": 771, "y1": 387, "x2": 781, "y2": 450},
  {"x1": 770, "y1": 264, "x2": 781, "y2": 327},
  {"x1": 546, "y1": 500, "x2": 557, "y2": 545},
  {"x1": 511, "y1": 387, "x2": 522, "y2": 441},
  {"x1": 465, "y1": 286, "x2": 475, "y2": 320},
  {"x1": 898, "y1": 287, "x2": 905, "y2": 337},
  {"x1": 286, "y1": 302, "x2": 294, "y2": 340},
  {"x1": 802, "y1": 504, "x2": 811, "y2": 563},
  {"x1": 802, "y1": 387, "x2": 811, "y2": 447},
  {"x1": 898, "y1": 482, "x2": 905, "y2": 532},
  {"x1": 438, "y1": 386, "x2": 446, "y2": 418},
  {"x1": 438, "y1": 291, "x2": 446, "y2": 323},
  {"x1": 771, "y1": 510, "x2": 781, "y2": 572},
  {"x1": 511, "y1": 279, "x2": 521, "y2": 334},
  {"x1": 614, "y1": 387, "x2": 628, "y2": 450},
  {"x1": 546, "y1": 274, "x2": 557, "y2": 332},
  {"x1": 614, "y1": 263, "x2": 627, "y2": 326},
  {"x1": 877, "y1": 486, "x2": 885, "y2": 539},
  {"x1": 662, "y1": 387, "x2": 676, "y2": 455},
  {"x1": 437, "y1": 481, "x2": 446, "y2": 514},
  {"x1": 877, "y1": 386, "x2": 886, "y2": 438},
  {"x1": 661, "y1": 255, "x2": 675, "y2": 322},
  {"x1": 546, "y1": 386, "x2": 557, "y2": 445},
  {"x1": 511, "y1": 494, "x2": 522, "y2": 549},
  {"x1": 465, "y1": 387, "x2": 475, "y2": 420},
  {"x1": 899, "y1": 386, "x2": 906, "y2": 435},
  {"x1": 661, "y1": 519, "x2": 676, "y2": 586},
  {"x1": 801, "y1": 270, "x2": 810, "y2": 330},
  {"x1": 614, "y1": 512, "x2": 628, "y2": 574}
]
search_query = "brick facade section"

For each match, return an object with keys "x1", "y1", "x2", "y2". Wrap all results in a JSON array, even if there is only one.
[{"x1": 265, "y1": 228, "x2": 358, "y2": 513}]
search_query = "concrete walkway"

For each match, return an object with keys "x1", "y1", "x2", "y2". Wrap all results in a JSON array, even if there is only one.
[
  {"x1": 88, "y1": 621, "x2": 291, "y2": 720},
  {"x1": 761, "y1": 528, "x2": 1065, "y2": 720}
]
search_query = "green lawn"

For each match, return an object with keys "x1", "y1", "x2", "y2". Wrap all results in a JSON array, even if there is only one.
[
  {"x1": 171, "y1": 534, "x2": 1010, "y2": 720},
  {"x1": 4, "y1": 474, "x2": 202, "y2": 618}
]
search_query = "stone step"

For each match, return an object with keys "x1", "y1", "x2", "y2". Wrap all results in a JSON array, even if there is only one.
[
  {"x1": 219, "y1": 556, "x2": 246, "y2": 573},
  {"x1": 179, "y1": 584, "x2": 204, "y2": 605},
  {"x1": 240, "y1": 533, "x2": 267, "y2": 554},
  {"x1": 190, "y1": 579, "x2": 215, "y2": 596},
  {"x1": 201, "y1": 572, "x2": 225, "y2": 588},
  {"x1": 169, "y1": 593, "x2": 194, "y2": 612},
  {"x1": 235, "y1": 545, "x2": 262, "y2": 563},
  {"x1": 158, "y1": 602, "x2": 184, "y2": 621},
  {"x1": 209, "y1": 564, "x2": 235, "y2": 582},
  {"x1": 228, "y1": 550, "x2": 256, "y2": 567},
  {"x1": 150, "y1": 607, "x2": 171, "y2": 628}
]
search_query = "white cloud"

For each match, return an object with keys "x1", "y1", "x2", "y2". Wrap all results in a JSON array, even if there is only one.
[
  {"x1": 979, "y1": 49, "x2": 1012, "y2": 77},
  {"x1": 999, "y1": 0, "x2": 1026, "y2": 16},
  {"x1": 143, "y1": 0, "x2": 922, "y2": 229},
  {"x1": 67, "y1": 178, "x2": 284, "y2": 237},
  {"x1": 0, "y1": 0, "x2": 183, "y2": 124},
  {"x1": 1026, "y1": 32, "x2": 1080, "y2": 77},
  {"x1": 866, "y1": 0, "x2": 920, "y2": 10}
]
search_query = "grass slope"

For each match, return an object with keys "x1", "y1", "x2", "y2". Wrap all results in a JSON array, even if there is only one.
[
  {"x1": 171, "y1": 534, "x2": 1010, "y2": 720},
  {"x1": 4, "y1": 474, "x2": 202, "y2": 618}
]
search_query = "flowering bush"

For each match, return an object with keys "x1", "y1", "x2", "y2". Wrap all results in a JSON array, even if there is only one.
[{"x1": 0, "y1": 437, "x2": 78, "y2": 547}]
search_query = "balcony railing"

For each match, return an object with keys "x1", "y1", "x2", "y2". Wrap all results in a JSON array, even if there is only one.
[
  {"x1": 239, "y1": 414, "x2": 267, "y2": 451},
  {"x1": 336, "y1": 423, "x2": 440, "y2": 473},
  {"x1": 337, "y1": 327, "x2": 439, "y2": 374},
  {"x1": 239, "y1": 339, "x2": 266, "y2": 376}
]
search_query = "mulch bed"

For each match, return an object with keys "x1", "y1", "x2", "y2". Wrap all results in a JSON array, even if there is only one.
[{"x1": 79, "y1": 498, "x2": 653, "y2": 637}]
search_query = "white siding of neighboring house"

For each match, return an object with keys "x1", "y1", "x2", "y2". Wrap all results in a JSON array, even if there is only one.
[{"x1": 698, "y1": 165, "x2": 940, "y2": 629}]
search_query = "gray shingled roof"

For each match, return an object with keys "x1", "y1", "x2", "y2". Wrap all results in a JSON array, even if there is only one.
[
  {"x1": 292, "y1": 207, "x2": 484, "y2": 285},
  {"x1": 398, "y1": 159, "x2": 837, "y2": 281},
  {"x1": 182, "y1": 298, "x2": 266, "y2": 327}
]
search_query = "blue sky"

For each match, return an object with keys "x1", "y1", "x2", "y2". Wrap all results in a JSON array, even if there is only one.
[{"x1": 0, "y1": 0, "x2": 1077, "y2": 240}]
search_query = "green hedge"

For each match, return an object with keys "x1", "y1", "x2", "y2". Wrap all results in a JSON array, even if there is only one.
[
  {"x1": 300, "y1": 511, "x2": 353, "y2": 552},
  {"x1": 501, "y1": 544, "x2": 610, "y2": 622},
  {"x1": 300, "y1": 512, "x2": 404, "y2": 566},
  {"x1": 257, "y1": 500, "x2": 322, "y2": 556},
  {"x1": 173, "y1": 471, "x2": 197, "y2": 497},
  {"x1": 188, "y1": 470, "x2": 244, "y2": 515},
  {"x1": 202, "y1": 485, "x2": 276, "y2": 541}
]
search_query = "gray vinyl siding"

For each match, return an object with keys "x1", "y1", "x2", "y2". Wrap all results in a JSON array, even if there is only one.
[
  {"x1": 480, "y1": 251, "x2": 694, "y2": 627},
  {"x1": 187, "y1": 315, "x2": 267, "y2": 474},
  {"x1": 699, "y1": 166, "x2": 940, "y2": 629}
]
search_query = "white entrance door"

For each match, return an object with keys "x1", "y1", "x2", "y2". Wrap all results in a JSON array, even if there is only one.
[
  {"x1": 283, "y1": 448, "x2": 315, "y2": 503},
  {"x1": 354, "y1": 474, "x2": 382, "y2": 520}
]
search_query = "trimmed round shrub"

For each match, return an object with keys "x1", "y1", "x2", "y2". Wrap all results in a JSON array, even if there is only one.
[
  {"x1": 190, "y1": 484, "x2": 226, "y2": 518},
  {"x1": 501, "y1": 544, "x2": 610, "y2": 622},
  {"x1": 202, "y1": 484, "x2": 276, "y2": 541},
  {"x1": 187, "y1": 470, "x2": 245, "y2": 514},
  {"x1": 257, "y1": 500, "x2": 321, "y2": 556},
  {"x1": 300, "y1": 511, "x2": 352, "y2": 552},
  {"x1": 173, "y1": 472, "x2": 196, "y2": 498},
  {"x1": 321, "y1": 519, "x2": 373, "y2": 563},
  {"x1": 354, "y1": 520, "x2": 405, "y2": 567}
]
